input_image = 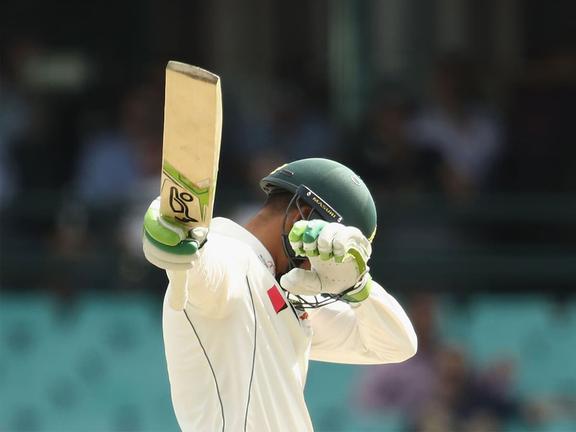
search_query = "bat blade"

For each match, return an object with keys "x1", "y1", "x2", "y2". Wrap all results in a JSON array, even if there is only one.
[{"x1": 160, "y1": 61, "x2": 222, "y2": 230}]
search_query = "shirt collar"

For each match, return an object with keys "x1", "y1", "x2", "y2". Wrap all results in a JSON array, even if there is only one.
[{"x1": 210, "y1": 217, "x2": 276, "y2": 276}]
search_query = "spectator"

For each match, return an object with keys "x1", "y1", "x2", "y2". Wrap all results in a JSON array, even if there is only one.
[
  {"x1": 355, "y1": 294, "x2": 521, "y2": 431},
  {"x1": 60, "y1": 77, "x2": 164, "y2": 290},
  {"x1": 351, "y1": 90, "x2": 435, "y2": 194},
  {"x1": 74, "y1": 80, "x2": 162, "y2": 205},
  {"x1": 415, "y1": 347, "x2": 519, "y2": 432},
  {"x1": 355, "y1": 294, "x2": 440, "y2": 421},
  {"x1": 268, "y1": 83, "x2": 338, "y2": 161},
  {"x1": 235, "y1": 82, "x2": 339, "y2": 192},
  {"x1": 0, "y1": 37, "x2": 36, "y2": 206},
  {"x1": 407, "y1": 53, "x2": 502, "y2": 202}
]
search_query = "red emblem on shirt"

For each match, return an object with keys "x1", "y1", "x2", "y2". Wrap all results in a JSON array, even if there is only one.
[{"x1": 267, "y1": 285, "x2": 287, "y2": 313}]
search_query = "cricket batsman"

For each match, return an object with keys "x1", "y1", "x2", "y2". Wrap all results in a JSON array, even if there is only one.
[{"x1": 143, "y1": 158, "x2": 417, "y2": 431}]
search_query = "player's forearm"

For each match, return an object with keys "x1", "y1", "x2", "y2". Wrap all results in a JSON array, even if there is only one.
[
  {"x1": 353, "y1": 281, "x2": 417, "y2": 363},
  {"x1": 308, "y1": 281, "x2": 417, "y2": 364},
  {"x1": 165, "y1": 239, "x2": 235, "y2": 317}
]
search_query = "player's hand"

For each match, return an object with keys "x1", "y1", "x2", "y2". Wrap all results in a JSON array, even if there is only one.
[
  {"x1": 142, "y1": 197, "x2": 207, "y2": 271},
  {"x1": 280, "y1": 220, "x2": 373, "y2": 303}
]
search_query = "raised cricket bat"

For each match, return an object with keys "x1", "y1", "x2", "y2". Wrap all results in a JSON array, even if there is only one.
[{"x1": 160, "y1": 61, "x2": 222, "y2": 310}]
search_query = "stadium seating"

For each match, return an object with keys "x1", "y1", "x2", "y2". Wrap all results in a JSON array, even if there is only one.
[{"x1": 1, "y1": 294, "x2": 575, "y2": 431}]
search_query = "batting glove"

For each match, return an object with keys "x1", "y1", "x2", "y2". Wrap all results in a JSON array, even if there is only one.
[
  {"x1": 280, "y1": 220, "x2": 373, "y2": 303},
  {"x1": 142, "y1": 197, "x2": 207, "y2": 271}
]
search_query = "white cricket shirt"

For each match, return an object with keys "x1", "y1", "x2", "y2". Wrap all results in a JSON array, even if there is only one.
[{"x1": 162, "y1": 218, "x2": 417, "y2": 432}]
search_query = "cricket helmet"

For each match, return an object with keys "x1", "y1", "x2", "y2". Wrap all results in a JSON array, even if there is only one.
[{"x1": 260, "y1": 158, "x2": 377, "y2": 241}]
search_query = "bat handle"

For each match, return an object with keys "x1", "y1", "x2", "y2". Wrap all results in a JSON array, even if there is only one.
[{"x1": 167, "y1": 271, "x2": 189, "y2": 311}]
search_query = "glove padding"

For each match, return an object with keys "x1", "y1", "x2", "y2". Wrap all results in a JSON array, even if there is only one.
[
  {"x1": 280, "y1": 220, "x2": 372, "y2": 302},
  {"x1": 142, "y1": 197, "x2": 207, "y2": 271}
]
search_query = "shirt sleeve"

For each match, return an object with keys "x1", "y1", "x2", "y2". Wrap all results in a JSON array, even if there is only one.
[
  {"x1": 166, "y1": 233, "x2": 248, "y2": 317},
  {"x1": 308, "y1": 281, "x2": 417, "y2": 364}
]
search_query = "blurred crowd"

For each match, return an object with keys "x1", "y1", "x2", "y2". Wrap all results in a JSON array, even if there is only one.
[
  {"x1": 353, "y1": 294, "x2": 576, "y2": 432},
  {"x1": 2, "y1": 35, "x2": 576, "y2": 292},
  {"x1": 2, "y1": 28, "x2": 576, "y2": 432},
  {"x1": 3, "y1": 37, "x2": 576, "y2": 208}
]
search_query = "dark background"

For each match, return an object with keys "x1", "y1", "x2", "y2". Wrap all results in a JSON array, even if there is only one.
[{"x1": 1, "y1": 0, "x2": 575, "y2": 431}]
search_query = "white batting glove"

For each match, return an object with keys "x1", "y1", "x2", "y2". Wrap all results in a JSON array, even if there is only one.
[
  {"x1": 142, "y1": 197, "x2": 207, "y2": 271},
  {"x1": 142, "y1": 197, "x2": 209, "y2": 311},
  {"x1": 280, "y1": 220, "x2": 373, "y2": 303}
]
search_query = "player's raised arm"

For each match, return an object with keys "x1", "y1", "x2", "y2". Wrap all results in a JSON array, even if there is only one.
[
  {"x1": 143, "y1": 197, "x2": 236, "y2": 315},
  {"x1": 259, "y1": 158, "x2": 417, "y2": 364},
  {"x1": 307, "y1": 280, "x2": 417, "y2": 364},
  {"x1": 143, "y1": 61, "x2": 226, "y2": 313},
  {"x1": 281, "y1": 219, "x2": 417, "y2": 364}
]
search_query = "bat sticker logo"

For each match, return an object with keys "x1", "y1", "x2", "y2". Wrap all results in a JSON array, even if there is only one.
[{"x1": 169, "y1": 186, "x2": 198, "y2": 223}]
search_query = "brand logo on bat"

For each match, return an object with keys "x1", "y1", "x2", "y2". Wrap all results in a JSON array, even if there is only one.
[
  {"x1": 169, "y1": 186, "x2": 198, "y2": 223},
  {"x1": 162, "y1": 160, "x2": 211, "y2": 223}
]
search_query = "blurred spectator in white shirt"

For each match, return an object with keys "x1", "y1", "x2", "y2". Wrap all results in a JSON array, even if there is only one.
[{"x1": 408, "y1": 54, "x2": 502, "y2": 201}]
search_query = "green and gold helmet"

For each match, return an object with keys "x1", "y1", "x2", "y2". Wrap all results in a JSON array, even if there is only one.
[{"x1": 260, "y1": 158, "x2": 377, "y2": 241}]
